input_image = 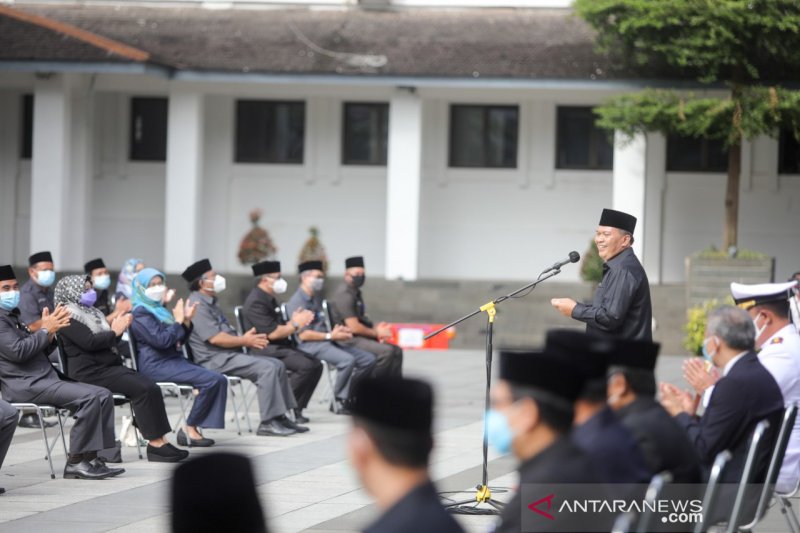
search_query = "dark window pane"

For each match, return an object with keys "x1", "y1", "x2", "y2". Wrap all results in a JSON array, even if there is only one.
[
  {"x1": 449, "y1": 105, "x2": 518, "y2": 168},
  {"x1": 343, "y1": 103, "x2": 389, "y2": 165},
  {"x1": 556, "y1": 106, "x2": 613, "y2": 170},
  {"x1": 130, "y1": 97, "x2": 168, "y2": 162},
  {"x1": 666, "y1": 135, "x2": 728, "y2": 172},
  {"x1": 235, "y1": 100, "x2": 305, "y2": 164},
  {"x1": 779, "y1": 128, "x2": 800, "y2": 174},
  {"x1": 21, "y1": 94, "x2": 33, "y2": 159}
]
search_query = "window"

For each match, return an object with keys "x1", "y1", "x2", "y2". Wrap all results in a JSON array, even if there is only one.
[
  {"x1": 235, "y1": 100, "x2": 305, "y2": 164},
  {"x1": 666, "y1": 135, "x2": 728, "y2": 172},
  {"x1": 21, "y1": 94, "x2": 33, "y2": 159},
  {"x1": 449, "y1": 105, "x2": 518, "y2": 168},
  {"x1": 342, "y1": 102, "x2": 389, "y2": 165},
  {"x1": 130, "y1": 97, "x2": 168, "y2": 162},
  {"x1": 779, "y1": 128, "x2": 800, "y2": 174},
  {"x1": 555, "y1": 106, "x2": 613, "y2": 170}
]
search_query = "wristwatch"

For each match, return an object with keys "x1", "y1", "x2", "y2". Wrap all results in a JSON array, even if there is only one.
[
  {"x1": 291, "y1": 321, "x2": 300, "y2": 330},
  {"x1": 325, "y1": 332, "x2": 332, "y2": 341}
]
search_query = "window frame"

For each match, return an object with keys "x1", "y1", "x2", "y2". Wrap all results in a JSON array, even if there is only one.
[
  {"x1": 448, "y1": 104, "x2": 519, "y2": 169},
  {"x1": 20, "y1": 93, "x2": 33, "y2": 160},
  {"x1": 234, "y1": 99, "x2": 306, "y2": 165},
  {"x1": 778, "y1": 127, "x2": 800, "y2": 175},
  {"x1": 129, "y1": 96, "x2": 169, "y2": 163},
  {"x1": 341, "y1": 102, "x2": 390, "y2": 167},
  {"x1": 555, "y1": 106, "x2": 614, "y2": 171},
  {"x1": 666, "y1": 134, "x2": 729, "y2": 173}
]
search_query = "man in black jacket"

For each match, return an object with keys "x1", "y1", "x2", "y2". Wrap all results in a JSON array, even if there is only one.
[
  {"x1": 607, "y1": 338, "x2": 702, "y2": 483},
  {"x1": 551, "y1": 208, "x2": 652, "y2": 341},
  {"x1": 349, "y1": 377, "x2": 463, "y2": 533},
  {"x1": 242, "y1": 260, "x2": 322, "y2": 423}
]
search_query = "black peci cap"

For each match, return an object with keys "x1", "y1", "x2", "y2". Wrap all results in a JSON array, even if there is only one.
[
  {"x1": 498, "y1": 349, "x2": 587, "y2": 403},
  {"x1": 181, "y1": 259, "x2": 212, "y2": 283},
  {"x1": 607, "y1": 338, "x2": 661, "y2": 371},
  {"x1": 350, "y1": 377, "x2": 433, "y2": 433},
  {"x1": 298, "y1": 260, "x2": 323, "y2": 274},
  {"x1": 345, "y1": 256, "x2": 365, "y2": 269},
  {"x1": 83, "y1": 258, "x2": 105, "y2": 274},
  {"x1": 599, "y1": 208, "x2": 637, "y2": 234},
  {"x1": 28, "y1": 251, "x2": 53, "y2": 266},
  {"x1": 0, "y1": 265, "x2": 16, "y2": 282},
  {"x1": 252, "y1": 261, "x2": 281, "y2": 277}
]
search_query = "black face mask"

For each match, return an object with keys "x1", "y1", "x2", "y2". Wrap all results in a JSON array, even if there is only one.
[{"x1": 350, "y1": 275, "x2": 366, "y2": 288}]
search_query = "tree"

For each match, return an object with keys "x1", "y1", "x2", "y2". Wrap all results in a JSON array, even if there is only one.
[{"x1": 575, "y1": 0, "x2": 800, "y2": 250}]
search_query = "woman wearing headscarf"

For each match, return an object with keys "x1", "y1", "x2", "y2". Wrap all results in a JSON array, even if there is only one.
[
  {"x1": 55, "y1": 275, "x2": 189, "y2": 463},
  {"x1": 115, "y1": 258, "x2": 145, "y2": 303},
  {"x1": 129, "y1": 268, "x2": 228, "y2": 447}
]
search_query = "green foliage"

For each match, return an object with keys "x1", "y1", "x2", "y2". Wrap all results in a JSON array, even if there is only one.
[
  {"x1": 573, "y1": 0, "x2": 800, "y2": 84},
  {"x1": 692, "y1": 245, "x2": 769, "y2": 260},
  {"x1": 684, "y1": 296, "x2": 735, "y2": 355},
  {"x1": 580, "y1": 240, "x2": 604, "y2": 283}
]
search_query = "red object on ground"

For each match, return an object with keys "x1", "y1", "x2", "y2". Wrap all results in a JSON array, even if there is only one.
[{"x1": 386, "y1": 323, "x2": 456, "y2": 350}]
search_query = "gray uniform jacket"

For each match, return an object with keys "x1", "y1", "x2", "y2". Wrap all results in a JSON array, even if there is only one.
[{"x1": 0, "y1": 308, "x2": 58, "y2": 400}]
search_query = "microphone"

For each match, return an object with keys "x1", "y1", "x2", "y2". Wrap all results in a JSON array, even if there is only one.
[{"x1": 541, "y1": 251, "x2": 581, "y2": 275}]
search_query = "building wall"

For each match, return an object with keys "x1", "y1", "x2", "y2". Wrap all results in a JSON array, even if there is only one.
[{"x1": 1, "y1": 74, "x2": 799, "y2": 280}]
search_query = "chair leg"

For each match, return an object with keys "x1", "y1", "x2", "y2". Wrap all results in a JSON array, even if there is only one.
[
  {"x1": 228, "y1": 380, "x2": 242, "y2": 436},
  {"x1": 780, "y1": 497, "x2": 800, "y2": 533},
  {"x1": 129, "y1": 404, "x2": 143, "y2": 460},
  {"x1": 238, "y1": 380, "x2": 252, "y2": 433},
  {"x1": 37, "y1": 408, "x2": 56, "y2": 480}
]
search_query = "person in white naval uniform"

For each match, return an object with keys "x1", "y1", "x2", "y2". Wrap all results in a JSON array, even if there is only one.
[{"x1": 684, "y1": 280, "x2": 800, "y2": 493}]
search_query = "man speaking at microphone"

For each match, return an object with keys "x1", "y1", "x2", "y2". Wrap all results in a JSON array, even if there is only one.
[{"x1": 551, "y1": 208, "x2": 652, "y2": 341}]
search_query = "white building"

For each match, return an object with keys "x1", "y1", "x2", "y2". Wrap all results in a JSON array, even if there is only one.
[{"x1": 1, "y1": 0, "x2": 798, "y2": 282}]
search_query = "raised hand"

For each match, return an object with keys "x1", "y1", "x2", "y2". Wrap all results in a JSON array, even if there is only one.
[
  {"x1": 683, "y1": 358, "x2": 719, "y2": 395},
  {"x1": 172, "y1": 298, "x2": 185, "y2": 324},
  {"x1": 41, "y1": 305, "x2": 71, "y2": 334},
  {"x1": 111, "y1": 313, "x2": 132, "y2": 336},
  {"x1": 115, "y1": 299, "x2": 132, "y2": 313},
  {"x1": 184, "y1": 301, "x2": 198, "y2": 323}
]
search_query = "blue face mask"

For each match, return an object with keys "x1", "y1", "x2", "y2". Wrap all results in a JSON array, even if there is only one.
[
  {"x1": 93, "y1": 274, "x2": 111, "y2": 291},
  {"x1": 37, "y1": 270, "x2": 56, "y2": 287},
  {"x1": 486, "y1": 409, "x2": 514, "y2": 455},
  {"x1": 0, "y1": 291, "x2": 20, "y2": 311},
  {"x1": 80, "y1": 289, "x2": 98, "y2": 308},
  {"x1": 701, "y1": 337, "x2": 716, "y2": 363}
]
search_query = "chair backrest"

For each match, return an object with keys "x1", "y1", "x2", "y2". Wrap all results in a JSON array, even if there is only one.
[
  {"x1": 321, "y1": 300, "x2": 333, "y2": 332},
  {"x1": 611, "y1": 511, "x2": 635, "y2": 533},
  {"x1": 726, "y1": 419, "x2": 773, "y2": 532},
  {"x1": 53, "y1": 335, "x2": 68, "y2": 375},
  {"x1": 127, "y1": 332, "x2": 140, "y2": 371},
  {"x1": 739, "y1": 404, "x2": 799, "y2": 530},
  {"x1": 279, "y1": 303, "x2": 301, "y2": 345},
  {"x1": 233, "y1": 306, "x2": 245, "y2": 336},
  {"x1": 694, "y1": 450, "x2": 733, "y2": 533},
  {"x1": 637, "y1": 471, "x2": 673, "y2": 533}
]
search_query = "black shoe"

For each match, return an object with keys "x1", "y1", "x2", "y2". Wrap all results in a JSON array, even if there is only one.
[
  {"x1": 63, "y1": 460, "x2": 117, "y2": 480},
  {"x1": 147, "y1": 443, "x2": 190, "y2": 463},
  {"x1": 176, "y1": 428, "x2": 215, "y2": 448},
  {"x1": 330, "y1": 400, "x2": 352, "y2": 415},
  {"x1": 294, "y1": 410, "x2": 310, "y2": 424},
  {"x1": 0, "y1": 487, "x2": 5, "y2": 495},
  {"x1": 18, "y1": 413, "x2": 56, "y2": 429},
  {"x1": 89, "y1": 458, "x2": 125, "y2": 477},
  {"x1": 257, "y1": 420, "x2": 296, "y2": 437},
  {"x1": 279, "y1": 415, "x2": 309, "y2": 433}
]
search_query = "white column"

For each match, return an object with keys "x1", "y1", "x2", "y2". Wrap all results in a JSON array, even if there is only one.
[
  {"x1": 384, "y1": 90, "x2": 423, "y2": 280},
  {"x1": 0, "y1": 93, "x2": 20, "y2": 261},
  {"x1": 643, "y1": 133, "x2": 666, "y2": 283},
  {"x1": 30, "y1": 75, "x2": 71, "y2": 267},
  {"x1": 612, "y1": 131, "x2": 647, "y2": 259},
  {"x1": 164, "y1": 90, "x2": 204, "y2": 273},
  {"x1": 63, "y1": 77, "x2": 93, "y2": 269}
]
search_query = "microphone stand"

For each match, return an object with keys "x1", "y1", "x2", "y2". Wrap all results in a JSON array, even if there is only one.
[{"x1": 426, "y1": 267, "x2": 566, "y2": 514}]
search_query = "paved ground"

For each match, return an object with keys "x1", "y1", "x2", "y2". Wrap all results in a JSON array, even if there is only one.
[{"x1": 0, "y1": 349, "x2": 794, "y2": 532}]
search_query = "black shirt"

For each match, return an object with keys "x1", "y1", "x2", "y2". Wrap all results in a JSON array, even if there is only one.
[
  {"x1": 571, "y1": 247, "x2": 653, "y2": 341},
  {"x1": 330, "y1": 281, "x2": 373, "y2": 328},
  {"x1": 242, "y1": 287, "x2": 292, "y2": 347},
  {"x1": 363, "y1": 480, "x2": 463, "y2": 533}
]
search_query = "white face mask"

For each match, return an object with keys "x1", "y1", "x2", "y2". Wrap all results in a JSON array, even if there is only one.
[
  {"x1": 753, "y1": 313, "x2": 768, "y2": 342},
  {"x1": 145, "y1": 285, "x2": 167, "y2": 303},
  {"x1": 212, "y1": 274, "x2": 226, "y2": 294},
  {"x1": 272, "y1": 278, "x2": 288, "y2": 294}
]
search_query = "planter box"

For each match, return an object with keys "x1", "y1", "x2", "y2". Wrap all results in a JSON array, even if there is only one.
[{"x1": 685, "y1": 256, "x2": 775, "y2": 308}]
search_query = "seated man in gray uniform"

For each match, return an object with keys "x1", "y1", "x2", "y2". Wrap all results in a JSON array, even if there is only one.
[
  {"x1": 0, "y1": 399, "x2": 17, "y2": 494},
  {"x1": 0, "y1": 265, "x2": 122, "y2": 480},
  {"x1": 183, "y1": 259, "x2": 304, "y2": 438},
  {"x1": 330, "y1": 256, "x2": 403, "y2": 378},
  {"x1": 286, "y1": 260, "x2": 376, "y2": 414}
]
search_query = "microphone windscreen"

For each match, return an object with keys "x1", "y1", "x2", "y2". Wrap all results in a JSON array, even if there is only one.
[{"x1": 569, "y1": 251, "x2": 581, "y2": 263}]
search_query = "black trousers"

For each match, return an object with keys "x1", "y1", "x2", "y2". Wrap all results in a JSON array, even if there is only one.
[
  {"x1": 74, "y1": 366, "x2": 172, "y2": 440},
  {"x1": 252, "y1": 344, "x2": 323, "y2": 409}
]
